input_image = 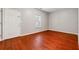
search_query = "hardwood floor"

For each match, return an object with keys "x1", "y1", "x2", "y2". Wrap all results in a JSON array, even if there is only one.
[{"x1": 0, "y1": 30, "x2": 78, "y2": 50}]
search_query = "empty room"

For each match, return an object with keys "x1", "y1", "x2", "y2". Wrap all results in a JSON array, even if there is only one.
[{"x1": 0, "y1": 8, "x2": 78, "y2": 50}]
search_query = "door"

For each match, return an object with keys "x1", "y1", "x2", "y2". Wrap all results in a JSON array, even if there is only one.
[
  {"x1": 0, "y1": 8, "x2": 1, "y2": 40},
  {"x1": 3, "y1": 8, "x2": 21, "y2": 40}
]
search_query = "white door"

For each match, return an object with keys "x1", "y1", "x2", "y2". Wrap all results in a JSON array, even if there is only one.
[
  {"x1": 3, "y1": 9, "x2": 21, "y2": 40},
  {"x1": 0, "y1": 8, "x2": 1, "y2": 40}
]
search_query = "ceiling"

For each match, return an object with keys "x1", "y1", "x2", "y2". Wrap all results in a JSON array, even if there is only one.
[
  {"x1": 10, "y1": 8, "x2": 64, "y2": 13},
  {"x1": 38, "y1": 8, "x2": 63, "y2": 13}
]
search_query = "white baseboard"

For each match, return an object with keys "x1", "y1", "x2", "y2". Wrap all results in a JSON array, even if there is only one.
[
  {"x1": 19, "y1": 30, "x2": 47, "y2": 37},
  {"x1": 49, "y1": 29, "x2": 78, "y2": 35},
  {"x1": 1, "y1": 30, "x2": 47, "y2": 41},
  {"x1": 78, "y1": 33, "x2": 79, "y2": 47},
  {"x1": 1, "y1": 29, "x2": 78, "y2": 41}
]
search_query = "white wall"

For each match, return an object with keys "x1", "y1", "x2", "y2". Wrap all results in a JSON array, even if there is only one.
[
  {"x1": 3, "y1": 9, "x2": 21, "y2": 39},
  {"x1": 20, "y1": 8, "x2": 48, "y2": 35},
  {"x1": 78, "y1": 8, "x2": 79, "y2": 45},
  {"x1": 49, "y1": 8, "x2": 78, "y2": 34},
  {"x1": 1, "y1": 8, "x2": 48, "y2": 40},
  {"x1": 0, "y1": 8, "x2": 1, "y2": 39},
  {"x1": 1, "y1": 8, "x2": 78, "y2": 40}
]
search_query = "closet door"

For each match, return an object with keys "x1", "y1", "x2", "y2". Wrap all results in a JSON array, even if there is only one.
[
  {"x1": 3, "y1": 9, "x2": 21, "y2": 40},
  {"x1": 0, "y1": 9, "x2": 1, "y2": 40}
]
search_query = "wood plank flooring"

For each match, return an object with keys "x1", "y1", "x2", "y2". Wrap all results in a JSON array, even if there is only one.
[{"x1": 0, "y1": 30, "x2": 78, "y2": 50}]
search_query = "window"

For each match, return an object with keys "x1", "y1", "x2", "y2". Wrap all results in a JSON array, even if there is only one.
[{"x1": 35, "y1": 15, "x2": 42, "y2": 28}]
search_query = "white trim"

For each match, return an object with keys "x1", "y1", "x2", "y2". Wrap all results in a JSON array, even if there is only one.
[
  {"x1": 19, "y1": 30, "x2": 47, "y2": 37},
  {"x1": 1, "y1": 30, "x2": 47, "y2": 41},
  {"x1": 49, "y1": 29, "x2": 78, "y2": 35},
  {"x1": 0, "y1": 29, "x2": 77, "y2": 41}
]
